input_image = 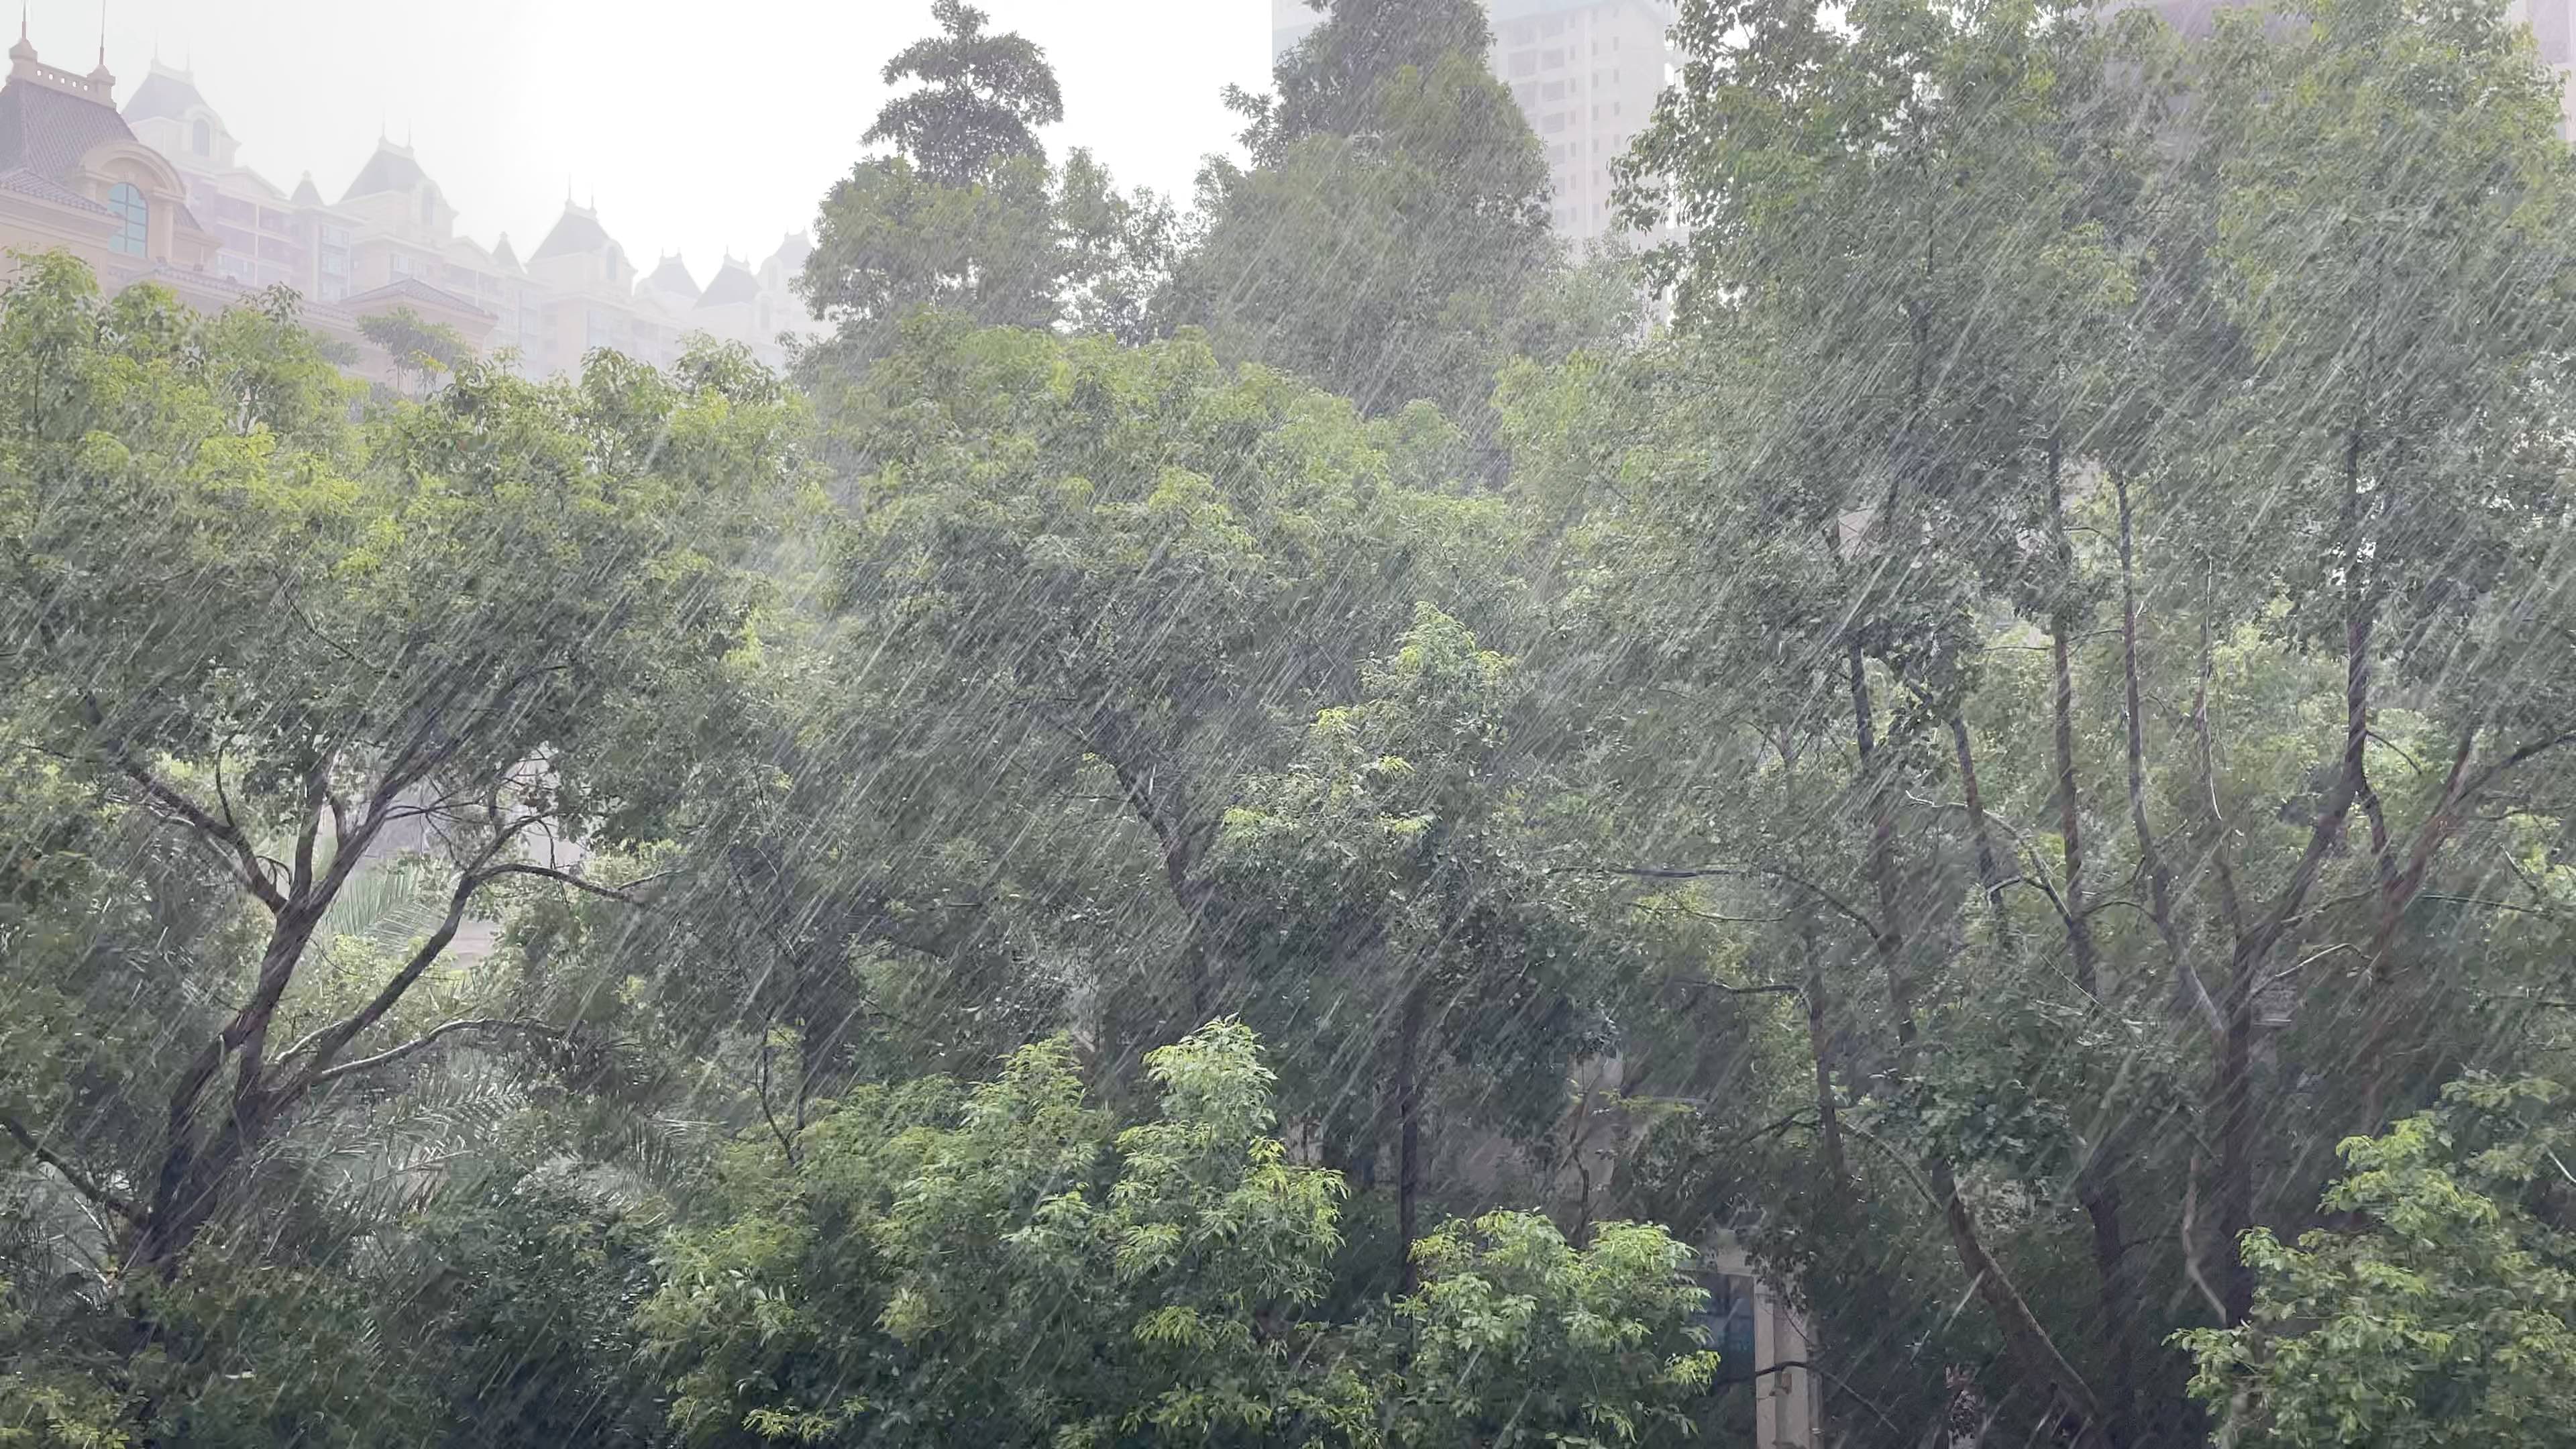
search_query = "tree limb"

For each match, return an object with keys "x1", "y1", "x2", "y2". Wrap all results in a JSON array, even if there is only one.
[
  {"x1": 121, "y1": 759, "x2": 288, "y2": 914},
  {"x1": 1843, "y1": 1119, "x2": 2110, "y2": 1442},
  {"x1": 1743, "y1": 1359, "x2": 1907, "y2": 1437},
  {"x1": 1678, "y1": 977, "x2": 1804, "y2": 999},
  {"x1": 272, "y1": 862, "x2": 661, "y2": 1081},
  {"x1": 301, "y1": 1018, "x2": 574, "y2": 1089},
  {"x1": 2450, "y1": 724, "x2": 2576, "y2": 807},
  {"x1": 0, "y1": 1114, "x2": 142, "y2": 1226}
]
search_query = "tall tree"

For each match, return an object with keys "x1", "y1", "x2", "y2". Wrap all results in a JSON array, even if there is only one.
[
  {"x1": 861, "y1": 0, "x2": 1063, "y2": 187},
  {"x1": 798, "y1": 7, "x2": 1166, "y2": 377},
  {"x1": 0, "y1": 260, "x2": 804, "y2": 1281},
  {"x1": 1167, "y1": 0, "x2": 1560, "y2": 436}
]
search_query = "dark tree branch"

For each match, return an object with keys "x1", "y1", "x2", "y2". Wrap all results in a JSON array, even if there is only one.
[
  {"x1": 0, "y1": 1114, "x2": 142, "y2": 1226},
  {"x1": 478, "y1": 861, "x2": 669, "y2": 906},
  {"x1": 1678, "y1": 977, "x2": 1804, "y2": 999},
  {"x1": 1843, "y1": 1119, "x2": 2110, "y2": 1439},
  {"x1": 289, "y1": 756, "x2": 331, "y2": 901},
  {"x1": 276, "y1": 859, "x2": 661, "y2": 1103},
  {"x1": 2452, "y1": 724, "x2": 2576, "y2": 806},
  {"x1": 303, "y1": 1018, "x2": 574, "y2": 1089},
  {"x1": 1743, "y1": 1360, "x2": 1907, "y2": 1438},
  {"x1": 121, "y1": 760, "x2": 288, "y2": 914}
]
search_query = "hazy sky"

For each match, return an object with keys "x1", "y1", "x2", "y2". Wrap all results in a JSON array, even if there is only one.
[{"x1": 40, "y1": 0, "x2": 1270, "y2": 281}]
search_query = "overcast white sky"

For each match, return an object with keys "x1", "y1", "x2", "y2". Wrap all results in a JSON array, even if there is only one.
[{"x1": 40, "y1": 0, "x2": 1269, "y2": 282}]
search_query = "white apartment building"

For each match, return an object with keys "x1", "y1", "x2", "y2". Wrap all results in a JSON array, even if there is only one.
[{"x1": 1488, "y1": 0, "x2": 1675, "y2": 244}]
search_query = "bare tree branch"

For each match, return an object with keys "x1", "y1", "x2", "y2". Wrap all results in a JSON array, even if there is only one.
[
  {"x1": 302, "y1": 1018, "x2": 574, "y2": 1089},
  {"x1": 477, "y1": 861, "x2": 669, "y2": 906},
  {"x1": 1678, "y1": 977, "x2": 1804, "y2": 999},
  {"x1": 2452, "y1": 724, "x2": 2576, "y2": 806},
  {"x1": 121, "y1": 760, "x2": 288, "y2": 914},
  {"x1": 274, "y1": 859, "x2": 664, "y2": 1102},
  {"x1": 0, "y1": 1114, "x2": 142, "y2": 1226}
]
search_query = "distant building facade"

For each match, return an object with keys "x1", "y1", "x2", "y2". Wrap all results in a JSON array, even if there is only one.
[
  {"x1": 1486, "y1": 0, "x2": 1675, "y2": 245},
  {"x1": 0, "y1": 32, "x2": 821, "y2": 380},
  {"x1": 1267, "y1": 0, "x2": 1678, "y2": 248},
  {"x1": 0, "y1": 28, "x2": 218, "y2": 290},
  {"x1": 0, "y1": 28, "x2": 465, "y2": 390}
]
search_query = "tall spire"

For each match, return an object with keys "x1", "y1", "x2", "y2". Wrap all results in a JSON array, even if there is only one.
[{"x1": 77, "y1": 0, "x2": 109, "y2": 90}]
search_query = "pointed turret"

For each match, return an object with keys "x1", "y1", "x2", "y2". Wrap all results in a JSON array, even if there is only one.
[
  {"x1": 341, "y1": 135, "x2": 429, "y2": 201},
  {"x1": 529, "y1": 199, "x2": 633, "y2": 292},
  {"x1": 641, "y1": 252, "x2": 700, "y2": 311},
  {"x1": 696, "y1": 253, "x2": 759, "y2": 310}
]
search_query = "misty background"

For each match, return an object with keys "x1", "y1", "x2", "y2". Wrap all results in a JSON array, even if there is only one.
[{"x1": 39, "y1": 0, "x2": 1265, "y2": 278}]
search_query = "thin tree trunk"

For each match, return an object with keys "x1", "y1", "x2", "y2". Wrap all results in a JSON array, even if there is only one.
[
  {"x1": 1947, "y1": 714, "x2": 2008, "y2": 935},
  {"x1": 1796, "y1": 903, "x2": 1850, "y2": 1192},
  {"x1": 2114, "y1": 475, "x2": 2220, "y2": 1033},
  {"x1": 1395, "y1": 975, "x2": 1427, "y2": 1295},
  {"x1": 2211, "y1": 423, "x2": 2375, "y2": 1323},
  {"x1": 2047, "y1": 625, "x2": 2136, "y2": 1446},
  {"x1": 1850, "y1": 645, "x2": 1909, "y2": 1044},
  {"x1": 1849, "y1": 640, "x2": 2112, "y2": 1448},
  {"x1": 2212, "y1": 953, "x2": 2260, "y2": 1326},
  {"x1": 2051, "y1": 616, "x2": 2102, "y2": 1000}
]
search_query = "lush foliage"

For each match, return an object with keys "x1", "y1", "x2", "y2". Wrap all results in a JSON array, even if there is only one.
[
  {"x1": 7, "y1": 0, "x2": 2576, "y2": 1446},
  {"x1": 2181, "y1": 1077, "x2": 2576, "y2": 1447}
]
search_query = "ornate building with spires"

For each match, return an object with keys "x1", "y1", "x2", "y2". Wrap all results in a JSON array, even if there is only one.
[{"x1": 0, "y1": 33, "x2": 820, "y2": 379}]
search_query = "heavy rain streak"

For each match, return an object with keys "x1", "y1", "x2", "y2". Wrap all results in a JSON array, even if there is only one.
[{"x1": 3, "y1": 0, "x2": 2575, "y2": 1444}]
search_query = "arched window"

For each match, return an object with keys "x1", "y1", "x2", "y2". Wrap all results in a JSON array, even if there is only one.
[
  {"x1": 421, "y1": 189, "x2": 435, "y2": 225},
  {"x1": 191, "y1": 119, "x2": 211, "y2": 156},
  {"x1": 107, "y1": 183, "x2": 148, "y2": 256}
]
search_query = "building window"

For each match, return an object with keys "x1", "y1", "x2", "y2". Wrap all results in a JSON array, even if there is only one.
[
  {"x1": 1694, "y1": 1275, "x2": 1760, "y2": 1383},
  {"x1": 191, "y1": 119, "x2": 211, "y2": 156},
  {"x1": 108, "y1": 183, "x2": 148, "y2": 256},
  {"x1": 421, "y1": 190, "x2": 437, "y2": 225}
]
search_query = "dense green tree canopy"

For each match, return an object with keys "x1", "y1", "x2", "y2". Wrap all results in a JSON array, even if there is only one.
[
  {"x1": 861, "y1": 0, "x2": 1064, "y2": 187},
  {"x1": 9, "y1": 1, "x2": 2576, "y2": 1447}
]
